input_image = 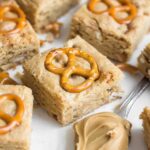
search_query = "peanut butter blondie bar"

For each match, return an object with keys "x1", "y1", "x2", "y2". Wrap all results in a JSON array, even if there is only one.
[
  {"x1": 140, "y1": 107, "x2": 150, "y2": 150},
  {"x1": 22, "y1": 36, "x2": 123, "y2": 125},
  {"x1": 16, "y1": 0, "x2": 79, "y2": 32},
  {"x1": 70, "y1": 0, "x2": 150, "y2": 62},
  {"x1": 138, "y1": 44, "x2": 150, "y2": 79},
  {"x1": 0, "y1": 85, "x2": 33, "y2": 150},
  {"x1": 0, "y1": 0, "x2": 39, "y2": 70}
]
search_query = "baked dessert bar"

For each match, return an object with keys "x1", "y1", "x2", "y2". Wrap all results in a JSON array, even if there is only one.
[
  {"x1": 70, "y1": 0, "x2": 150, "y2": 62},
  {"x1": 0, "y1": 0, "x2": 39, "y2": 70},
  {"x1": 16, "y1": 0, "x2": 79, "y2": 32},
  {"x1": 138, "y1": 44, "x2": 150, "y2": 79},
  {"x1": 22, "y1": 36, "x2": 123, "y2": 125},
  {"x1": 140, "y1": 107, "x2": 150, "y2": 150},
  {"x1": 0, "y1": 85, "x2": 33, "y2": 150},
  {"x1": 74, "y1": 112, "x2": 131, "y2": 150}
]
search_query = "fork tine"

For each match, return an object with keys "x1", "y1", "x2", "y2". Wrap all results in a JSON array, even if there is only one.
[
  {"x1": 119, "y1": 77, "x2": 150, "y2": 110},
  {"x1": 117, "y1": 77, "x2": 150, "y2": 119}
]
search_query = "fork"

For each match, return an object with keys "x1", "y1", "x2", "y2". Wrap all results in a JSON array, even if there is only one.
[{"x1": 116, "y1": 77, "x2": 150, "y2": 119}]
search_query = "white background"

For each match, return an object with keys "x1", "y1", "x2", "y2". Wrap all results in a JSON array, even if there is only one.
[{"x1": 9, "y1": 0, "x2": 150, "y2": 149}]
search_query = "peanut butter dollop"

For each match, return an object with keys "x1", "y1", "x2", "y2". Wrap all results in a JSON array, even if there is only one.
[{"x1": 74, "y1": 112, "x2": 131, "y2": 150}]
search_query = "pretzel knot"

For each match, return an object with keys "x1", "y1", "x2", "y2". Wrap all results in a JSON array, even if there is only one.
[
  {"x1": 45, "y1": 48, "x2": 100, "y2": 93},
  {"x1": 0, "y1": 5, "x2": 26, "y2": 34},
  {"x1": 88, "y1": 0, "x2": 137, "y2": 24},
  {"x1": 0, "y1": 94, "x2": 24, "y2": 135}
]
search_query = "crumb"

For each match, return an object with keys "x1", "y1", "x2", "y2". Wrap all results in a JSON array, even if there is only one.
[
  {"x1": 113, "y1": 86, "x2": 124, "y2": 93},
  {"x1": 40, "y1": 40, "x2": 47, "y2": 47},
  {"x1": 109, "y1": 86, "x2": 124, "y2": 102},
  {"x1": 41, "y1": 22, "x2": 63, "y2": 43},
  {"x1": 111, "y1": 95, "x2": 123, "y2": 101},
  {"x1": 100, "y1": 72, "x2": 114, "y2": 83},
  {"x1": 45, "y1": 22, "x2": 63, "y2": 38},
  {"x1": 40, "y1": 22, "x2": 63, "y2": 43}
]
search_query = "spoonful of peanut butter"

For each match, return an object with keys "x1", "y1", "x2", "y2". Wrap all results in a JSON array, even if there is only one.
[{"x1": 74, "y1": 112, "x2": 131, "y2": 150}]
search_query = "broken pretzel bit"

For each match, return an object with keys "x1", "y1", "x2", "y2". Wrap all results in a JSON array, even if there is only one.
[
  {"x1": 45, "y1": 22, "x2": 63, "y2": 38},
  {"x1": 117, "y1": 64, "x2": 139, "y2": 74},
  {"x1": 40, "y1": 40, "x2": 46, "y2": 47}
]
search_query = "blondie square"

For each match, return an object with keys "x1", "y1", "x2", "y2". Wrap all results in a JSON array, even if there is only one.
[
  {"x1": 0, "y1": 0, "x2": 39, "y2": 70},
  {"x1": 140, "y1": 107, "x2": 150, "y2": 150},
  {"x1": 22, "y1": 36, "x2": 123, "y2": 125},
  {"x1": 0, "y1": 85, "x2": 33, "y2": 150},
  {"x1": 70, "y1": 0, "x2": 150, "y2": 62},
  {"x1": 138, "y1": 44, "x2": 150, "y2": 79},
  {"x1": 16, "y1": 0, "x2": 79, "y2": 32}
]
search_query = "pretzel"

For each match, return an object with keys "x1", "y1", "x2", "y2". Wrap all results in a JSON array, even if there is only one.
[
  {"x1": 0, "y1": 72, "x2": 16, "y2": 85},
  {"x1": 0, "y1": 5, "x2": 26, "y2": 34},
  {"x1": 117, "y1": 63, "x2": 139, "y2": 74},
  {"x1": 0, "y1": 94, "x2": 24, "y2": 135},
  {"x1": 45, "y1": 48, "x2": 100, "y2": 93},
  {"x1": 88, "y1": 0, "x2": 137, "y2": 24}
]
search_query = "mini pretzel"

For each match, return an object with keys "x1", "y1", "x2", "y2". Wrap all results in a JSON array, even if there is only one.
[
  {"x1": 0, "y1": 5, "x2": 26, "y2": 34},
  {"x1": 88, "y1": 0, "x2": 137, "y2": 24},
  {"x1": 45, "y1": 48, "x2": 100, "y2": 93},
  {"x1": 0, "y1": 72, "x2": 16, "y2": 85},
  {"x1": 0, "y1": 94, "x2": 24, "y2": 135}
]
